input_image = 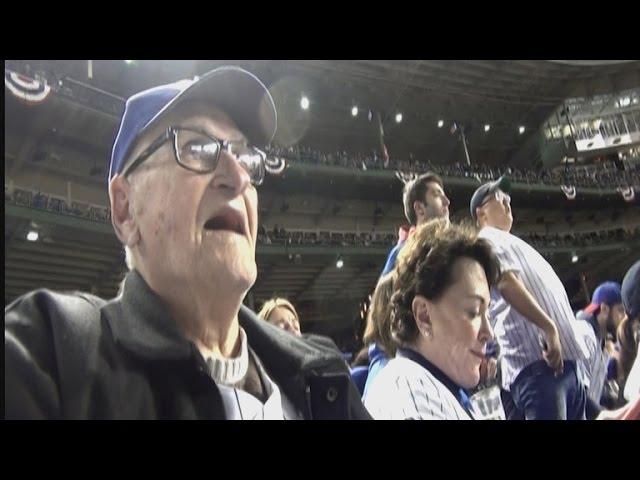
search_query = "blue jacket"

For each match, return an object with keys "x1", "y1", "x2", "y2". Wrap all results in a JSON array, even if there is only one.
[{"x1": 380, "y1": 241, "x2": 405, "y2": 277}]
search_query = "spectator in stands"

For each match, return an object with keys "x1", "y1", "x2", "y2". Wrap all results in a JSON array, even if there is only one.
[
  {"x1": 597, "y1": 260, "x2": 640, "y2": 420},
  {"x1": 257, "y1": 297, "x2": 302, "y2": 337},
  {"x1": 618, "y1": 260, "x2": 640, "y2": 402},
  {"x1": 5, "y1": 66, "x2": 370, "y2": 420},
  {"x1": 381, "y1": 172, "x2": 450, "y2": 277},
  {"x1": 577, "y1": 282, "x2": 626, "y2": 408},
  {"x1": 360, "y1": 271, "x2": 396, "y2": 401},
  {"x1": 472, "y1": 176, "x2": 591, "y2": 420},
  {"x1": 364, "y1": 220, "x2": 500, "y2": 419}
]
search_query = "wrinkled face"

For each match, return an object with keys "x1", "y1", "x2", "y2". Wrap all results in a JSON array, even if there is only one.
[
  {"x1": 420, "y1": 182, "x2": 450, "y2": 223},
  {"x1": 420, "y1": 257, "x2": 494, "y2": 389},
  {"x1": 268, "y1": 306, "x2": 301, "y2": 336},
  {"x1": 123, "y1": 100, "x2": 258, "y2": 295},
  {"x1": 478, "y1": 189, "x2": 512, "y2": 232}
]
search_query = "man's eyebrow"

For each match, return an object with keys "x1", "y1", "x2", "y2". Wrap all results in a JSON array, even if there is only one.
[{"x1": 178, "y1": 122, "x2": 248, "y2": 144}]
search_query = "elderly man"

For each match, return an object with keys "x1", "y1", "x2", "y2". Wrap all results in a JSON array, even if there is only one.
[
  {"x1": 5, "y1": 66, "x2": 370, "y2": 420},
  {"x1": 470, "y1": 176, "x2": 591, "y2": 420}
]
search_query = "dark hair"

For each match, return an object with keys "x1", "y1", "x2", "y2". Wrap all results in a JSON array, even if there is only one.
[
  {"x1": 402, "y1": 172, "x2": 444, "y2": 225},
  {"x1": 390, "y1": 219, "x2": 501, "y2": 345},
  {"x1": 363, "y1": 271, "x2": 397, "y2": 357}
]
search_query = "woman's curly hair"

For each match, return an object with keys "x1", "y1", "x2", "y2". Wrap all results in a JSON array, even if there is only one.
[{"x1": 389, "y1": 219, "x2": 500, "y2": 346}]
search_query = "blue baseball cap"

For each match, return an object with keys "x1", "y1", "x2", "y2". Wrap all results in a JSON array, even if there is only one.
[
  {"x1": 109, "y1": 66, "x2": 277, "y2": 180},
  {"x1": 621, "y1": 260, "x2": 640, "y2": 320},
  {"x1": 469, "y1": 175, "x2": 511, "y2": 221},
  {"x1": 584, "y1": 281, "x2": 623, "y2": 315}
]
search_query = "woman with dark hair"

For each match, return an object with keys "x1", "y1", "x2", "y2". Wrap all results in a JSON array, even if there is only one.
[{"x1": 364, "y1": 219, "x2": 501, "y2": 419}]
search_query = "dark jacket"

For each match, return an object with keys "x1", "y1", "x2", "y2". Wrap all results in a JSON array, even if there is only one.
[{"x1": 5, "y1": 271, "x2": 371, "y2": 420}]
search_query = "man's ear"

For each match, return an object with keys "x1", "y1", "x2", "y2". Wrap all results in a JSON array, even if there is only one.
[
  {"x1": 413, "y1": 200, "x2": 425, "y2": 222},
  {"x1": 109, "y1": 175, "x2": 140, "y2": 247},
  {"x1": 476, "y1": 205, "x2": 486, "y2": 224},
  {"x1": 600, "y1": 303, "x2": 610, "y2": 318}
]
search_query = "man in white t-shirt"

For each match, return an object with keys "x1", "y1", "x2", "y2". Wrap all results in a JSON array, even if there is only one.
[{"x1": 470, "y1": 176, "x2": 590, "y2": 420}]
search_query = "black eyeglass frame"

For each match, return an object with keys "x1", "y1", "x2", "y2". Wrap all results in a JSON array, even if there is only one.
[{"x1": 122, "y1": 126, "x2": 266, "y2": 185}]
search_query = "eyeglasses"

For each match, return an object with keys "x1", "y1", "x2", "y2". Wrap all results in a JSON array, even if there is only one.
[
  {"x1": 481, "y1": 190, "x2": 511, "y2": 207},
  {"x1": 122, "y1": 127, "x2": 266, "y2": 185}
]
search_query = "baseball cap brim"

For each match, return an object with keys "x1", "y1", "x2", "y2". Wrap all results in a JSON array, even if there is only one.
[
  {"x1": 139, "y1": 66, "x2": 277, "y2": 148},
  {"x1": 470, "y1": 175, "x2": 512, "y2": 220},
  {"x1": 583, "y1": 303, "x2": 600, "y2": 315}
]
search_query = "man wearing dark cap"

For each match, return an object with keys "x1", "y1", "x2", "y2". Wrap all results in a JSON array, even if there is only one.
[
  {"x1": 471, "y1": 176, "x2": 591, "y2": 420},
  {"x1": 579, "y1": 281, "x2": 625, "y2": 348},
  {"x1": 5, "y1": 66, "x2": 370, "y2": 420},
  {"x1": 576, "y1": 281, "x2": 625, "y2": 408},
  {"x1": 620, "y1": 260, "x2": 640, "y2": 402}
]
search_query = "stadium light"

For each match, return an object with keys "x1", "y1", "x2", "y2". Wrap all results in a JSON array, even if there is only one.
[
  {"x1": 336, "y1": 257, "x2": 344, "y2": 269},
  {"x1": 571, "y1": 253, "x2": 579, "y2": 263},
  {"x1": 300, "y1": 96, "x2": 309, "y2": 110},
  {"x1": 437, "y1": 119, "x2": 444, "y2": 128},
  {"x1": 484, "y1": 124, "x2": 491, "y2": 132},
  {"x1": 519, "y1": 126, "x2": 526, "y2": 134},
  {"x1": 27, "y1": 231, "x2": 39, "y2": 242},
  {"x1": 395, "y1": 113, "x2": 403, "y2": 123},
  {"x1": 351, "y1": 106, "x2": 358, "y2": 117}
]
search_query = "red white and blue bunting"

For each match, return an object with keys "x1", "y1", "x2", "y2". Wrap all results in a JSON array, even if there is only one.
[
  {"x1": 5, "y1": 69, "x2": 52, "y2": 104},
  {"x1": 561, "y1": 185, "x2": 577, "y2": 200},
  {"x1": 265, "y1": 156, "x2": 286, "y2": 176},
  {"x1": 617, "y1": 186, "x2": 635, "y2": 203}
]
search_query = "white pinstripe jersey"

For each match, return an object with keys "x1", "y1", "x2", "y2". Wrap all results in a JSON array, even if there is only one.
[
  {"x1": 363, "y1": 357, "x2": 473, "y2": 420},
  {"x1": 478, "y1": 226, "x2": 591, "y2": 391},
  {"x1": 574, "y1": 320, "x2": 607, "y2": 404}
]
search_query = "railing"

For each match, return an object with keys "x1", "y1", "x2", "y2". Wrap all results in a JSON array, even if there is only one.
[
  {"x1": 5, "y1": 185, "x2": 111, "y2": 223},
  {"x1": 7, "y1": 185, "x2": 639, "y2": 252},
  {"x1": 264, "y1": 145, "x2": 640, "y2": 189}
]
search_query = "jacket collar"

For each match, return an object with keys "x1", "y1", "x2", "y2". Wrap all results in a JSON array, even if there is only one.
[
  {"x1": 103, "y1": 270, "x2": 346, "y2": 377},
  {"x1": 102, "y1": 270, "x2": 194, "y2": 360}
]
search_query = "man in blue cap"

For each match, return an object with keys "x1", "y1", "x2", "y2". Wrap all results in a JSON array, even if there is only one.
[
  {"x1": 471, "y1": 176, "x2": 591, "y2": 420},
  {"x1": 5, "y1": 66, "x2": 370, "y2": 420},
  {"x1": 575, "y1": 281, "x2": 625, "y2": 409},
  {"x1": 579, "y1": 281, "x2": 625, "y2": 349}
]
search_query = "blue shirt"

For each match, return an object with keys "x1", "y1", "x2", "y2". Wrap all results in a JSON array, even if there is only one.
[
  {"x1": 380, "y1": 241, "x2": 405, "y2": 277},
  {"x1": 362, "y1": 343, "x2": 390, "y2": 400}
]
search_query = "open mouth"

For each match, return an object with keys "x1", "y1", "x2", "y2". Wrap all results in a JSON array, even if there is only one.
[{"x1": 203, "y1": 208, "x2": 246, "y2": 236}]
